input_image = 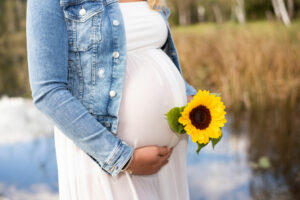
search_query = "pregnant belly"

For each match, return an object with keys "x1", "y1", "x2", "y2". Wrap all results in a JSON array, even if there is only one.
[{"x1": 117, "y1": 48, "x2": 187, "y2": 148}]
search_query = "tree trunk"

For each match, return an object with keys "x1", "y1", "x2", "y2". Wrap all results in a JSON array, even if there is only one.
[
  {"x1": 271, "y1": 0, "x2": 291, "y2": 26},
  {"x1": 212, "y1": 4, "x2": 223, "y2": 24},
  {"x1": 271, "y1": 0, "x2": 281, "y2": 20},
  {"x1": 234, "y1": 0, "x2": 246, "y2": 24},
  {"x1": 178, "y1": 9, "x2": 191, "y2": 25},
  {"x1": 176, "y1": 0, "x2": 192, "y2": 25},
  {"x1": 277, "y1": 0, "x2": 291, "y2": 25},
  {"x1": 287, "y1": 0, "x2": 294, "y2": 19},
  {"x1": 197, "y1": 6, "x2": 205, "y2": 22}
]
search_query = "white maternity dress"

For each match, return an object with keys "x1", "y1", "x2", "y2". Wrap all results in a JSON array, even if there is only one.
[{"x1": 54, "y1": 1, "x2": 190, "y2": 200}]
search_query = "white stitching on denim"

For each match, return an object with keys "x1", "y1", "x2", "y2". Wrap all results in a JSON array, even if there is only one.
[{"x1": 105, "y1": 140, "x2": 121, "y2": 166}]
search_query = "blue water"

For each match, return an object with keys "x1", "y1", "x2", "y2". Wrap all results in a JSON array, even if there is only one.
[
  {"x1": 0, "y1": 137, "x2": 58, "y2": 192},
  {"x1": 1, "y1": 98, "x2": 298, "y2": 200},
  {"x1": 0, "y1": 119, "x2": 252, "y2": 200}
]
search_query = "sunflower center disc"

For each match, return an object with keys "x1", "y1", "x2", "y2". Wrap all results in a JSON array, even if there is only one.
[{"x1": 189, "y1": 105, "x2": 211, "y2": 130}]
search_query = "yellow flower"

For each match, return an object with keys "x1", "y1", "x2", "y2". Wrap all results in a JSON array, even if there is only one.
[{"x1": 178, "y1": 90, "x2": 227, "y2": 144}]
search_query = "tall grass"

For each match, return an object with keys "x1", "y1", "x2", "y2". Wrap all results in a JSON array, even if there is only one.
[{"x1": 173, "y1": 21, "x2": 300, "y2": 112}]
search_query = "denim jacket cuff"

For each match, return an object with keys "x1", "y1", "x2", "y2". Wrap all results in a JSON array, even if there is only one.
[
  {"x1": 184, "y1": 79, "x2": 197, "y2": 96},
  {"x1": 102, "y1": 140, "x2": 134, "y2": 177}
]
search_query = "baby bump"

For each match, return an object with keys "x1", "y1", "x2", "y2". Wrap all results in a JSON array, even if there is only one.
[{"x1": 117, "y1": 49, "x2": 187, "y2": 148}]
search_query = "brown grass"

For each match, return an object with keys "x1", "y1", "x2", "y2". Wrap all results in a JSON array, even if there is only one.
[{"x1": 173, "y1": 21, "x2": 300, "y2": 112}]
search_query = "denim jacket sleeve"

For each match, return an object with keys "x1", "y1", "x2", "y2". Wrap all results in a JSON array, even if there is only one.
[
  {"x1": 184, "y1": 80, "x2": 197, "y2": 96},
  {"x1": 26, "y1": 0, "x2": 133, "y2": 177},
  {"x1": 162, "y1": 5, "x2": 197, "y2": 97}
]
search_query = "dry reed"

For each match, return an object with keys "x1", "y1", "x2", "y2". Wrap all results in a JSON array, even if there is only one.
[{"x1": 173, "y1": 22, "x2": 300, "y2": 112}]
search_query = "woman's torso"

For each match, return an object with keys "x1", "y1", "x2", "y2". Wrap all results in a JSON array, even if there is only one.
[
  {"x1": 59, "y1": 0, "x2": 184, "y2": 135},
  {"x1": 53, "y1": 3, "x2": 190, "y2": 199},
  {"x1": 116, "y1": 1, "x2": 187, "y2": 148}
]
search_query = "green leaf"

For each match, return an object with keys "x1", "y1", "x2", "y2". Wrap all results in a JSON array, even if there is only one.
[
  {"x1": 165, "y1": 106, "x2": 186, "y2": 134},
  {"x1": 258, "y1": 156, "x2": 271, "y2": 169},
  {"x1": 249, "y1": 156, "x2": 271, "y2": 169},
  {"x1": 196, "y1": 141, "x2": 209, "y2": 154},
  {"x1": 210, "y1": 127, "x2": 223, "y2": 149},
  {"x1": 210, "y1": 136, "x2": 222, "y2": 149}
]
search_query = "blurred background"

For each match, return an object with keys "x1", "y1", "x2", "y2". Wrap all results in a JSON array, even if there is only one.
[{"x1": 0, "y1": 0, "x2": 299, "y2": 199}]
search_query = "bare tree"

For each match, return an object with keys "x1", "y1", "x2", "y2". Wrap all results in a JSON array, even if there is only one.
[
  {"x1": 271, "y1": 0, "x2": 281, "y2": 20},
  {"x1": 233, "y1": 0, "x2": 246, "y2": 24},
  {"x1": 197, "y1": 5, "x2": 206, "y2": 22},
  {"x1": 287, "y1": 0, "x2": 294, "y2": 19},
  {"x1": 212, "y1": 4, "x2": 223, "y2": 24},
  {"x1": 271, "y1": 0, "x2": 291, "y2": 26},
  {"x1": 167, "y1": 0, "x2": 197, "y2": 25}
]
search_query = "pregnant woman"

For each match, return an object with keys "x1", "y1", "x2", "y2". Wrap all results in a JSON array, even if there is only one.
[{"x1": 26, "y1": 0, "x2": 197, "y2": 199}]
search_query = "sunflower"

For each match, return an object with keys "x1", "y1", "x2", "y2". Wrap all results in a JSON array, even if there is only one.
[{"x1": 178, "y1": 90, "x2": 227, "y2": 145}]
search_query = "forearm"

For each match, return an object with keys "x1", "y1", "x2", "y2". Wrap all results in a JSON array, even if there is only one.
[
  {"x1": 26, "y1": 0, "x2": 133, "y2": 176},
  {"x1": 33, "y1": 85, "x2": 133, "y2": 176}
]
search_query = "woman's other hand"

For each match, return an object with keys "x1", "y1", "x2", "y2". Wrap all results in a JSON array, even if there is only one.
[{"x1": 129, "y1": 145, "x2": 173, "y2": 175}]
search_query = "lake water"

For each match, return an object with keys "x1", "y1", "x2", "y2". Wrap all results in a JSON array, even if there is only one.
[{"x1": 0, "y1": 97, "x2": 299, "y2": 200}]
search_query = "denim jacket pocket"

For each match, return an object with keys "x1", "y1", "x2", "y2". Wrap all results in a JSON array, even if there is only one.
[{"x1": 62, "y1": 1, "x2": 104, "y2": 51}]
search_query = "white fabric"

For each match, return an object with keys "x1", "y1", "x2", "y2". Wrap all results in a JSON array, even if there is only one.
[
  {"x1": 54, "y1": 1, "x2": 190, "y2": 199},
  {"x1": 120, "y1": 1, "x2": 168, "y2": 52}
]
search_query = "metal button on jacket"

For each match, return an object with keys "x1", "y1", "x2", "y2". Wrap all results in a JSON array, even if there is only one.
[
  {"x1": 112, "y1": 51, "x2": 119, "y2": 58},
  {"x1": 79, "y1": 7, "x2": 86, "y2": 16},
  {"x1": 109, "y1": 90, "x2": 116, "y2": 97},
  {"x1": 110, "y1": 166, "x2": 115, "y2": 172},
  {"x1": 112, "y1": 20, "x2": 119, "y2": 26}
]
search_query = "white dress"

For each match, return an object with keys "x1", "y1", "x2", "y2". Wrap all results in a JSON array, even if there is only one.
[{"x1": 54, "y1": 1, "x2": 190, "y2": 200}]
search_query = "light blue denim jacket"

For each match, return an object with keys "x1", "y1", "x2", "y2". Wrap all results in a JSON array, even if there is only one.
[{"x1": 26, "y1": 0, "x2": 197, "y2": 177}]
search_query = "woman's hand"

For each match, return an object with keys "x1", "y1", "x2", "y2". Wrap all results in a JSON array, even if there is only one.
[
  {"x1": 128, "y1": 145, "x2": 173, "y2": 175},
  {"x1": 187, "y1": 95, "x2": 194, "y2": 103}
]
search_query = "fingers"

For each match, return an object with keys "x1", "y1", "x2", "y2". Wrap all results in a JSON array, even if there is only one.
[
  {"x1": 161, "y1": 159, "x2": 169, "y2": 166},
  {"x1": 158, "y1": 147, "x2": 172, "y2": 165},
  {"x1": 164, "y1": 151, "x2": 172, "y2": 161},
  {"x1": 132, "y1": 145, "x2": 175, "y2": 175},
  {"x1": 159, "y1": 153, "x2": 170, "y2": 168},
  {"x1": 157, "y1": 146, "x2": 172, "y2": 157}
]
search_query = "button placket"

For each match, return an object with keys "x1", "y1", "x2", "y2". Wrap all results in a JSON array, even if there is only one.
[{"x1": 108, "y1": 9, "x2": 125, "y2": 136}]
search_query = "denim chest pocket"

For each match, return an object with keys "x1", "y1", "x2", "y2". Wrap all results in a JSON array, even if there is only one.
[{"x1": 62, "y1": 1, "x2": 104, "y2": 51}]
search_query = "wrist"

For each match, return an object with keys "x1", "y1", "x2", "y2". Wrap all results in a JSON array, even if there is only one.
[{"x1": 120, "y1": 151, "x2": 134, "y2": 174}]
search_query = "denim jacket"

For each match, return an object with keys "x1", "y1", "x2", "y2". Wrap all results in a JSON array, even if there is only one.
[{"x1": 26, "y1": 0, "x2": 197, "y2": 177}]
